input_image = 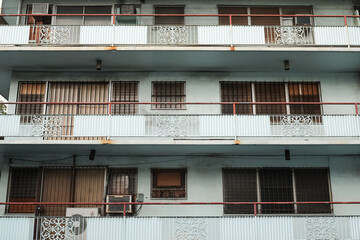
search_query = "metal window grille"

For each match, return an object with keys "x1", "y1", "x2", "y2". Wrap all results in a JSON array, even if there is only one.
[
  {"x1": 295, "y1": 169, "x2": 331, "y2": 213},
  {"x1": 259, "y1": 169, "x2": 294, "y2": 214},
  {"x1": 223, "y1": 169, "x2": 257, "y2": 214},
  {"x1": 108, "y1": 169, "x2": 138, "y2": 195},
  {"x1": 111, "y1": 82, "x2": 139, "y2": 115},
  {"x1": 220, "y1": 82, "x2": 252, "y2": 114},
  {"x1": 16, "y1": 82, "x2": 46, "y2": 115},
  {"x1": 8, "y1": 168, "x2": 39, "y2": 213},
  {"x1": 152, "y1": 81, "x2": 185, "y2": 109},
  {"x1": 151, "y1": 169, "x2": 186, "y2": 199},
  {"x1": 255, "y1": 82, "x2": 286, "y2": 115},
  {"x1": 288, "y1": 82, "x2": 321, "y2": 115}
]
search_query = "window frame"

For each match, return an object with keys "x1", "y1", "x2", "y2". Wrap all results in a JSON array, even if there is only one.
[
  {"x1": 151, "y1": 81, "x2": 186, "y2": 109},
  {"x1": 220, "y1": 81, "x2": 322, "y2": 115},
  {"x1": 222, "y1": 167, "x2": 332, "y2": 215},
  {"x1": 151, "y1": 168, "x2": 187, "y2": 199}
]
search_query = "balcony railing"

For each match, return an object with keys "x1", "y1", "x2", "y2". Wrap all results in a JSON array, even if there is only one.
[
  {"x1": 1, "y1": 201, "x2": 360, "y2": 240},
  {"x1": 0, "y1": 14, "x2": 360, "y2": 47},
  {"x1": 1, "y1": 102, "x2": 360, "y2": 140}
]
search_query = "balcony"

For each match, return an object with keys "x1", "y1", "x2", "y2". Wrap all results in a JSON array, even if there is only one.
[
  {"x1": 0, "y1": 14, "x2": 359, "y2": 47},
  {"x1": 1, "y1": 102, "x2": 360, "y2": 141},
  {"x1": 1, "y1": 202, "x2": 360, "y2": 240}
]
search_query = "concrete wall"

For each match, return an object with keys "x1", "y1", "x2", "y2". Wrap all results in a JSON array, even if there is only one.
[
  {"x1": 1, "y1": 0, "x2": 357, "y2": 25},
  {"x1": 8, "y1": 71, "x2": 360, "y2": 115},
  {"x1": 0, "y1": 154, "x2": 360, "y2": 216}
]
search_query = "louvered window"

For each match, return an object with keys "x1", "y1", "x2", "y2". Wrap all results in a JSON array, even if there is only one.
[
  {"x1": 8, "y1": 168, "x2": 39, "y2": 213},
  {"x1": 223, "y1": 168, "x2": 331, "y2": 214},
  {"x1": 288, "y1": 82, "x2": 321, "y2": 115},
  {"x1": 255, "y1": 82, "x2": 286, "y2": 115},
  {"x1": 155, "y1": 6, "x2": 184, "y2": 25},
  {"x1": 218, "y1": 7, "x2": 248, "y2": 25},
  {"x1": 111, "y1": 82, "x2": 139, "y2": 115},
  {"x1": 16, "y1": 82, "x2": 46, "y2": 115},
  {"x1": 152, "y1": 81, "x2": 185, "y2": 109}
]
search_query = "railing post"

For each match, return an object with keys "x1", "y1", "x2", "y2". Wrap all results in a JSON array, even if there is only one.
[
  {"x1": 355, "y1": 103, "x2": 358, "y2": 115},
  {"x1": 253, "y1": 203, "x2": 257, "y2": 216},
  {"x1": 123, "y1": 203, "x2": 126, "y2": 217},
  {"x1": 112, "y1": 14, "x2": 116, "y2": 47},
  {"x1": 344, "y1": 16, "x2": 350, "y2": 48},
  {"x1": 229, "y1": 15, "x2": 233, "y2": 47}
]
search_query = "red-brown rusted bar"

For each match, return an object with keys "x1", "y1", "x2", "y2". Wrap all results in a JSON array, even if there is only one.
[{"x1": 253, "y1": 203, "x2": 257, "y2": 216}]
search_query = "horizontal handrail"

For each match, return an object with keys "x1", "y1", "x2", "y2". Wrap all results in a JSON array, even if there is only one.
[{"x1": 0, "y1": 201, "x2": 357, "y2": 217}]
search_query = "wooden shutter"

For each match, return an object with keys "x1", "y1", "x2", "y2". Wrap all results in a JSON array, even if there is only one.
[
  {"x1": 288, "y1": 82, "x2": 321, "y2": 115},
  {"x1": 223, "y1": 169, "x2": 257, "y2": 214},
  {"x1": 218, "y1": 7, "x2": 248, "y2": 25},
  {"x1": 74, "y1": 169, "x2": 105, "y2": 208},
  {"x1": 16, "y1": 82, "x2": 46, "y2": 115},
  {"x1": 295, "y1": 169, "x2": 331, "y2": 213},
  {"x1": 111, "y1": 82, "x2": 139, "y2": 115},
  {"x1": 78, "y1": 82, "x2": 109, "y2": 115},
  {"x1": 255, "y1": 82, "x2": 286, "y2": 114},
  {"x1": 42, "y1": 169, "x2": 72, "y2": 216},
  {"x1": 259, "y1": 169, "x2": 294, "y2": 214},
  {"x1": 220, "y1": 82, "x2": 252, "y2": 114},
  {"x1": 155, "y1": 6, "x2": 184, "y2": 25}
]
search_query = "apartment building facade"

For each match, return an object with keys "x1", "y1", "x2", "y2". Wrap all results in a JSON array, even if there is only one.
[{"x1": 0, "y1": 0, "x2": 360, "y2": 239}]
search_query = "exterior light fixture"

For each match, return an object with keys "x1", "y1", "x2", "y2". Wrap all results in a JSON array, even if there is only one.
[
  {"x1": 284, "y1": 60, "x2": 290, "y2": 71},
  {"x1": 285, "y1": 150, "x2": 290, "y2": 161},
  {"x1": 89, "y1": 149, "x2": 96, "y2": 161},
  {"x1": 96, "y1": 60, "x2": 102, "y2": 71}
]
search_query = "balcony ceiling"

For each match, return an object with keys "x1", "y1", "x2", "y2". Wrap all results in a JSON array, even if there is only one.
[
  {"x1": 1, "y1": 140, "x2": 360, "y2": 158},
  {"x1": 0, "y1": 47, "x2": 359, "y2": 98}
]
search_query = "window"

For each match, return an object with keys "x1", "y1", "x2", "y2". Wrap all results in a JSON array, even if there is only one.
[
  {"x1": 223, "y1": 168, "x2": 331, "y2": 214},
  {"x1": 220, "y1": 82, "x2": 321, "y2": 115},
  {"x1": 16, "y1": 82, "x2": 46, "y2": 115},
  {"x1": 55, "y1": 6, "x2": 112, "y2": 25},
  {"x1": 152, "y1": 81, "x2": 185, "y2": 109},
  {"x1": 111, "y1": 82, "x2": 139, "y2": 115},
  {"x1": 152, "y1": 169, "x2": 186, "y2": 199},
  {"x1": 115, "y1": 5, "x2": 140, "y2": 25},
  {"x1": 8, "y1": 168, "x2": 39, "y2": 213},
  {"x1": 108, "y1": 169, "x2": 137, "y2": 196},
  {"x1": 155, "y1": 6, "x2": 184, "y2": 25}
]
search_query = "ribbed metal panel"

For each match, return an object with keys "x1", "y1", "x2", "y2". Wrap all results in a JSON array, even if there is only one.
[
  {"x1": 86, "y1": 217, "x2": 161, "y2": 240},
  {"x1": 73, "y1": 115, "x2": 146, "y2": 136},
  {"x1": 0, "y1": 217, "x2": 34, "y2": 240},
  {"x1": 314, "y1": 27, "x2": 348, "y2": 45},
  {"x1": 323, "y1": 115, "x2": 359, "y2": 136},
  {"x1": 198, "y1": 26, "x2": 231, "y2": 44},
  {"x1": 232, "y1": 26, "x2": 265, "y2": 44},
  {"x1": 350, "y1": 216, "x2": 360, "y2": 239},
  {"x1": 79, "y1": 26, "x2": 147, "y2": 45},
  {"x1": 0, "y1": 26, "x2": 30, "y2": 45},
  {"x1": 348, "y1": 27, "x2": 360, "y2": 46},
  {"x1": 199, "y1": 115, "x2": 270, "y2": 137},
  {"x1": 0, "y1": 115, "x2": 20, "y2": 136}
]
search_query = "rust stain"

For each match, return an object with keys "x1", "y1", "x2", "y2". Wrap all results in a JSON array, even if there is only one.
[
  {"x1": 101, "y1": 140, "x2": 113, "y2": 144},
  {"x1": 230, "y1": 46, "x2": 235, "y2": 51},
  {"x1": 106, "y1": 46, "x2": 117, "y2": 51},
  {"x1": 234, "y1": 140, "x2": 241, "y2": 145}
]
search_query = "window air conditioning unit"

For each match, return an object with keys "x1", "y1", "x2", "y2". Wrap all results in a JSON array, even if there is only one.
[
  {"x1": 66, "y1": 208, "x2": 99, "y2": 240},
  {"x1": 32, "y1": 3, "x2": 49, "y2": 14},
  {"x1": 106, "y1": 195, "x2": 133, "y2": 214},
  {"x1": 295, "y1": 15, "x2": 312, "y2": 26}
]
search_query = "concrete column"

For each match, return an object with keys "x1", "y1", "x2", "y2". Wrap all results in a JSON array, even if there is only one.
[{"x1": 0, "y1": 156, "x2": 9, "y2": 215}]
